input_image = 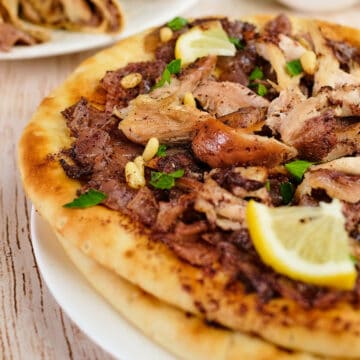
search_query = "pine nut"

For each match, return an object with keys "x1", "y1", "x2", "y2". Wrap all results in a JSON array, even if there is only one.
[
  {"x1": 120, "y1": 72, "x2": 142, "y2": 89},
  {"x1": 134, "y1": 155, "x2": 145, "y2": 176},
  {"x1": 159, "y1": 27, "x2": 173, "y2": 43},
  {"x1": 300, "y1": 51, "x2": 317, "y2": 75},
  {"x1": 125, "y1": 161, "x2": 145, "y2": 189},
  {"x1": 183, "y1": 92, "x2": 196, "y2": 108},
  {"x1": 142, "y1": 137, "x2": 159, "y2": 161}
]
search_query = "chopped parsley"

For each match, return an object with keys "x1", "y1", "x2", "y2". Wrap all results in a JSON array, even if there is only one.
[
  {"x1": 152, "y1": 59, "x2": 182, "y2": 89},
  {"x1": 149, "y1": 169, "x2": 184, "y2": 190},
  {"x1": 167, "y1": 16, "x2": 188, "y2": 31},
  {"x1": 286, "y1": 59, "x2": 303, "y2": 77},
  {"x1": 257, "y1": 83, "x2": 267, "y2": 97},
  {"x1": 249, "y1": 67, "x2": 264, "y2": 81},
  {"x1": 248, "y1": 82, "x2": 268, "y2": 96},
  {"x1": 265, "y1": 180, "x2": 271, "y2": 192},
  {"x1": 280, "y1": 182, "x2": 295, "y2": 205},
  {"x1": 156, "y1": 144, "x2": 167, "y2": 157},
  {"x1": 63, "y1": 189, "x2": 107, "y2": 208},
  {"x1": 228, "y1": 36, "x2": 245, "y2": 50},
  {"x1": 285, "y1": 160, "x2": 315, "y2": 182}
]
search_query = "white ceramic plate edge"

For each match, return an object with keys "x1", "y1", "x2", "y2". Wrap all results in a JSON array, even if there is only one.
[
  {"x1": 0, "y1": 0, "x2": 198, "y2": 60},
  {"x1": 30, "y1": 207, "x2": 174, "y2": 360}
]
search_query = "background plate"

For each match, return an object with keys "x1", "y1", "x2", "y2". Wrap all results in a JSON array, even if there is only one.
[
  {"x1": 30, "y1": 208, "x2": 174, "y2": 359},
  {"x1": 0, "y1": 0, "x2": 198, "y2": 60}
]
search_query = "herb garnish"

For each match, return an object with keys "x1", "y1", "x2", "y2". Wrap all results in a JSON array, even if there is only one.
[
  {"x1": 152, "y1": 59, "x2": 182, "y2": 89},
  {"x1": 256, "y1": 83, "x2": 267, "y2": 97},
  {"x1": 265, "y1": 180, "x2": 271, "y2": 192},
  {"x1": 149, "y1": 169, "x2": 184, "y2": 190},
  {"x1": 285, "y1": 160, "x2": 315, "y2": 182},
  {"x1": 286, "y1": 59, "x2": 303, "y2": 77},
  {"x1": 249, "y1": 67, "x2": 264, "y2": 81},
  {"x1": 280, "y1": 182, "x2": 295, "y2": 205},
  {"x1": 248, "y1": 67, "x2": 267, "y2": 96},
  {"x1": 63, "y1": 189, "x2": 107, "y2": 208},
  {"x1": 167, "y1": 16, "x2": 188, "y2": 31},
  {"x1": 228, "y1": 36, "x2": 245, "y2": 50},
  {"x1": 156, "y1": 144, "x2": 167, "y2": 157}
]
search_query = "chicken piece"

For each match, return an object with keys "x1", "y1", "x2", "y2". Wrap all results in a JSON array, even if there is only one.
[
  {"x1": 218, "y1": 107, "x2": 267, "y2": 130},
  {"x1": 325, "y1": 122, "x2": 360, "y2": 161},
  {"x1": 266, "y1": 87, "x2": 306, "y2": 134},
  {"x1": 268, "y1": 85, "x2": 360, "y2": 161},
  {"x1": 119, "y1": 94, "x2": 213, "y2": 144},
  {"x1": 296, "y1": 157, "x2": 360, "y2": 204},
  {"x1": 192, "y1": 119, "x2": 297, "y2": 168},
  {"x1": 193, "y1": 80, "x2": 269, "y2": 117},
  {"x1": 256, "y1": 41, "x2": 302, "y2": 90},
  {"x1": 194, "y1": 178, "x2": 247, "y2": 231},
  {"x1": 278, "y1": 34, "x2": 307, "y2": 61},
  {"x1": 119, "y1": 57, "x2": 216, "y2": 144},
  {"x1": 309, "y1": 23, "x2": 360, "y2": 94}
]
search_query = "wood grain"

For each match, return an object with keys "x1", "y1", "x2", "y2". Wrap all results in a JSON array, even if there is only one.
[
  {"x1": 0, "y1": 53, "x2": 112, "y2": 360},
  {"x1": 1, "y1": 0, "x2": 360, "y2": 358}
]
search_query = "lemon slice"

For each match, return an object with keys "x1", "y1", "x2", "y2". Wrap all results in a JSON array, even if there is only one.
[
  {"x1": 175, "y1": 21, "x2": 236, "y2": 65},
  {"x1": 246, "y1": 199, "x2": 356, "y2": 290}
]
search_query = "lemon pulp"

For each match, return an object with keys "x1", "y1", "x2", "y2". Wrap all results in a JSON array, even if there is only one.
[
  {"x1": 175, "y1": 21, "x2": 236, "y2": 65},
  {"x1": 246, "y1": 199, "x2": 356, "y2": 290}
]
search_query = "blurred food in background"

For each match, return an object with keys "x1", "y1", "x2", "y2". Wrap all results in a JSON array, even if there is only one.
[
  {"x1": 277, "y1": 0, "x2": 359, "y2": 12},
  {"x1": 0, "y1": 0, "x2": 124, "y2": 51}
]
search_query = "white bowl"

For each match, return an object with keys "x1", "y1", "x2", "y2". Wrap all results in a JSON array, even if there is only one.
[{"x1": 277, "y1": 0, "x2": 359, "y2": 12}]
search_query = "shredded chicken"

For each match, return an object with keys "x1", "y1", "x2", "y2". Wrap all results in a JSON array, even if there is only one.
[
  {"x1": 193, "y1": 80, "x2": 269, "y2": 117},
  {"x1": 119, "y1": 57, "x2": 216, "y2": 144},
  {"x1": 309, "y1": 23, "x2": 360, "y2": 94},
  {"x1": 194, "y1": 178, "x2": 247, "y2": 231},
  {"x1": 296, "y1": 157, "x2": 360, "y2": 204},
  {"x1": 256, "y1": 41, "x2": 302, "y2": 90},
  {"x1": 266, "y1": 85, "x2": 360, "y2": 160},
  {"x1": 278, "y1": 34, "x2": 307, "y2": 61},
  {"x1": 266, "y1": 87, "x2": 306, "y2": 134},
  {"x1": 192, "y1": 119, "x2": 297, "y2": 168}
]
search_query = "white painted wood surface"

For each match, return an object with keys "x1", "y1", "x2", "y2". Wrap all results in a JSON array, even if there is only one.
[{"x1": 1, "y1": 0, "x2": 359, "y2": 358}]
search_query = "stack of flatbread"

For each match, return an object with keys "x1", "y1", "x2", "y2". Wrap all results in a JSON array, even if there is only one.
[
  {"x1": 18, "y1": 14, "x2": 360, "y2": 359},
  {"x1": 0, "y1": 0, "x2": 124, "y2": 51}
]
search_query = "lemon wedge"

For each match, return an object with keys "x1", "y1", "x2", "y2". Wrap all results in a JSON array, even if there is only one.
[
  {"x1": 175, "y1": 21, "x2": 236, "y2": 65},
  {"x1": 246, "y1": 199, "x2": 356, "y2": 290}
]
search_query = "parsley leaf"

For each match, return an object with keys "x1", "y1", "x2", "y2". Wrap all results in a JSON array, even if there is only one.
[
  {"x1": 257, "y1": 83, "x2": 267, "y2": 96},
  {"x1": 156, "y1": 144, "x2": 167, "y2": 157},
  {"x1": 249, "y1": 67, "x2": 264, "y2": 81},
  {"x1": 63, "y1": 189, "x2": 107, "y2": 209},
  {"x1": 285, "y1": 160, "x2": 315, "y2": 182},
  {"x1": 153, "y1": 59, "x2": 182, "y2": 89},
  {"x1": 286, "y1": 59, "x2": 303, "y2": 77},
  {"x1": 280, "y1": 182, "x2": 294, "y2": 205},
  {"x1": 265, "y1": 180, "x2": 271, "y2": 192},
  {"x1": 228, "y1": 36, "x2": 244, "y2": 50},
  {"x1": 167, "y1": 16, "x2": 188, "y2": 31},
  {"x1": 149, "y1": 169, "x2": 185, "y2": 190}
]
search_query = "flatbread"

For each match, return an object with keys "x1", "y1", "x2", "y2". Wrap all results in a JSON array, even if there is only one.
[
  {"x1": 18, "y1": 16, "x2": 360, "y2": 358},
  {"x1": 56, "y1": 229, "x2": 320, "y2": 360}
]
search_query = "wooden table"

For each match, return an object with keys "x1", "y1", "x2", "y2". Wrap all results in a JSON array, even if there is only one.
[{"x1": 1, "y1": 0, "x2": 359, "y2": 358}]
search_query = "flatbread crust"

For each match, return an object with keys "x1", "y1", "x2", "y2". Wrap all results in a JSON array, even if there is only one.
[
  {"x1": 18, "y1": 16, "x2": 360, "y2": 358},
  {"x1": 57, "y1": 230, "x2": 320, "y2": 360}
]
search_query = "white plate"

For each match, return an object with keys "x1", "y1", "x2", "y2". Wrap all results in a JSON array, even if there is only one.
[
  {"x1": 0, "y1": 0, "x2": 198, "y2": 60},
  {"x1": 30, "y1": 208, "x2": 174, "y2": 360}
]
